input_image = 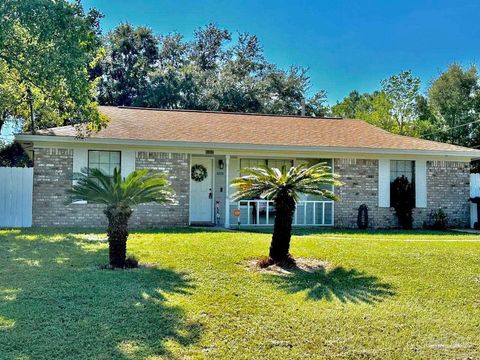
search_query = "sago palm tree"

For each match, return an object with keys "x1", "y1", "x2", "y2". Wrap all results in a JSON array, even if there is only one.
[
  {"x1": 67, "y1": 168, "x2": 175, "y2": 268},
  {"x1": 231, "y1": 162, "x2": 341, "y2": 266}
]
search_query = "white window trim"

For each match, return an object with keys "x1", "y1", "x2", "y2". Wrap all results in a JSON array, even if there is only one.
[
  {"x1": 121, "y1": 150, "x2": 136, "y2": 179},
  {"x1": 378, "y1": 159, "x2": 391, "y2": 207},
  {"x1": 415, "y1": 160, "x2": 427, "y2": 208},
  {"x1": 72, "y1": 148, "x2": 88, "y2": 204},
  {"x1": 380, "y1": 159, "x2": 427, "y2": 209}
]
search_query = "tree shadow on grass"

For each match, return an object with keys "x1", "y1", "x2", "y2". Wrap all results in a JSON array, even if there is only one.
[
  {"x1": 265, "y1": 265, "x2": 395, "y2": 304},
  {"x1": 0, "y1": 229, "x2": 201, "y2": 359}
]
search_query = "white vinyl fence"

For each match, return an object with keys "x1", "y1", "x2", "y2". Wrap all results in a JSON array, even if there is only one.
[
  {"x1": 0, "y1": 167, "x2": 33, "y2": 227},
  {"x1": 471, "y1": 174, "x2": 480, "y2": 228}
]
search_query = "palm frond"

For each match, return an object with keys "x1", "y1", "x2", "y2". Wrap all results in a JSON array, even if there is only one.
[
  {"x1": 231, "y1": 162, "x2": 342, "y2": 203},
  {"x1": 66, "y1": 168, "x2": 176, "y2": 207}
]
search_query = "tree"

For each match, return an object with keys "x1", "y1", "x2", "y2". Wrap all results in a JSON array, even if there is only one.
[
  {"x1": 331, "y1": 90, "x2": 362, "y2": 118},
  {"x1": 304, "y1": 90, "x2": 330, "y2": 117},
  {"x1": 67, "y1": 168, "x2": 175, "y2": 268},
  {"x1": 412, "y1": 95, "x2": 440, "y2": 139},
  {"x1": 261, "y1": 65, "x2": 308, "y2": 115},
  {"x1": 332, "y1": 90, "x2": 396, "y2": 131},
  {"x1": 0, "y1": 0, "x2": 107, "y2": 134},
  {"x1": 201, "y1": 33, "x2": 265, "y2": 113},
  {"x1": 190, "y1": 23, "x2": 231, "y2": 71},
  {"x1": 428, "y1": 64, "x2": 480, "y2": 147},
  {"x1": 98, "y1": 23, "x2": 160, "y2": 106},
  {"x1": 102, "y1": 23, "x2": 329, "y2": 116},
  {"x1": 231, "y1": 163, "x2": 341, "y2": 266},
  {"x1": 0, "y1": 142, "x2": 32, "y2": 167},
  {"x1": 158, "y1": 33, "x2": 189, "y2": 70},
  {"x1": 334, "y1": 72, "x2": 428, "y2": 136},
  {"x1": 0, "y1": 62, "x2": 25, "y2": 135},
  {"x1": 354, "y1": 91, "x2": 396, "y2": 132},
  {"x1": 381, "y1": 70, "x2": 420, "y2": 135},
  {"x1": 229, "y1": 33, "x2": 265, "y2": 78}
]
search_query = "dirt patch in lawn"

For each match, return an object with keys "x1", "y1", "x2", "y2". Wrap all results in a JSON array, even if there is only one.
[{"x1": 243, "y1": 257, "x2": 330, "y2": 276}]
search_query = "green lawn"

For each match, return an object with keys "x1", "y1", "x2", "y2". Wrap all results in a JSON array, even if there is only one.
[{"x1": 1, "y1": 228, "x2": 479, "y2": 359}]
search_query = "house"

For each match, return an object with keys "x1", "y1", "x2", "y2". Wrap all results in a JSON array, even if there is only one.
[{"x1": 15, "y1": 106, "x2": 480, "y2": 229}]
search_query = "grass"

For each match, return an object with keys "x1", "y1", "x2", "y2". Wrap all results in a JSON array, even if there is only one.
[{"x1": 0, "y1": 227, "x2": 479, "y2": 359}]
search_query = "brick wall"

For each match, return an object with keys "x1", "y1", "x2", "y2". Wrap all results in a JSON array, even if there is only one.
[
  {"x1": 133, "y1": 151, "x2": 190, "y2": 227},
  {"x1": 32, "y1": 148, "x2": 190, "y2": 228},
  {"x1": 333, "y1": 158, "x2": 389, "y2": 228},
  {"x1": 32, "y1": 148, "x2": 106, "y2": 227},
  {"x1": 425, "y1": 161, "x2": 470, "y2": 228},
  {"x1": 32, "y1": 148, "x2": 470, "y2": 229},
  {"x1": 334, "y1": 158, "x2": 470, "y2": 228}
]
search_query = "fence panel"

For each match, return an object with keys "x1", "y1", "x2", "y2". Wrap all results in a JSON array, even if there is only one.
[{"x1": 0, "y1": 167, "x2": 33, "y2": 227}]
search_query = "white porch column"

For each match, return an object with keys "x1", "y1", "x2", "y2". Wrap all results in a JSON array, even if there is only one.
[{"x1": 224, "y1": 155, "x2": 230, "y2": 228}]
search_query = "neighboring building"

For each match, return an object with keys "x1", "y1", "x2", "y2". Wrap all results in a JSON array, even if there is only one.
[{"x1": 15, "y1": 106, "x2": 480, "y2": 228}]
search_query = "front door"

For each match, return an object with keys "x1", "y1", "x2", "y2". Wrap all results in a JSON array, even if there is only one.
[{"x1": 190, "y1": 157, "x2": 214, "y2": 223}]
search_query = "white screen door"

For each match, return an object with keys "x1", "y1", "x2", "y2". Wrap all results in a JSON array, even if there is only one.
[{"x1": 190, "y1": 157, "x2": 214, "y2": 223}]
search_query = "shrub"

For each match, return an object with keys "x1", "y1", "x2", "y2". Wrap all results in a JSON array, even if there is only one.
[
  {"x1": 0, "y1": 142, "x2": 33, "y2": 167},
  {"x1": 428, "y1": 209, "x2": 448, "y2": 230},
  {"x1": 391, "y1": 176, "x2": 415, "y2": 229}
]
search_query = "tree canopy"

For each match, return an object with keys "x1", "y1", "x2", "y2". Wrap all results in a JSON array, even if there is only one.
[
  {"x1": 0, "y1": 0, "x2": 107, "y2": 136},
  {"x1": 428, "y1": 64, "x2": 480, "y2": 147},
  {"x1": 98, "y1": 23, "x2": 160, "y2": 106},
  {"x1": 381, "y1": 70, "x2": 420, "y2": 135},
  {"x1": 98, "y1": 23, "x2": 329, "y2": 117},
  {"x1": 1, "y1": 5, "x2": 479, "y2": 158},
  {"x1": 332, "y1": 65, "x2": 480, "y2": 150}
]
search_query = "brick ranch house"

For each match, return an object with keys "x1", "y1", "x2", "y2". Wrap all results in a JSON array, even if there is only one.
[{"x1": 15, "y1": 106, "x2": 480, "y2": 229}]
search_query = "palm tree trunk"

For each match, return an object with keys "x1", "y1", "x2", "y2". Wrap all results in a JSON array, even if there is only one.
[
  {"x1": 269, "y1": 193, "x2": 296, "y2": 263},
  {"x1": 104, "y1": 205, "x2": 133, "y2": 268}
]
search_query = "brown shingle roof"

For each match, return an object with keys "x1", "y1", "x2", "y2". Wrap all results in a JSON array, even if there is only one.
[{"x1": 35, "y1": 106, "x2": 478, "y2": 154}]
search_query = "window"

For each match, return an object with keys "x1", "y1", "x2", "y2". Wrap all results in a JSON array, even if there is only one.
[
  {"x1": 298, "y1": 159, "x2": 334, "y2": 200},
  {"x1": 390, "y1": 160, "x2": 415, "y2": 204},
  {"x1": 88, "y1": 150, "x2": 121, "y2": 176},
  {"x1": 240, "y1": 159, "x2": 293, "y2": 170},
  {"x1": 240, "y1": 158, "x2": 267, "y2": 170},
  {"x1": 390, "y1": 160, "x2": 415, "y2": 183},
  {"x1": 267, "y1": 159, "x2": 294, "y2": 172},
  {"x1": 240, "y1": 159, "x2": 293, "y2": 175}
]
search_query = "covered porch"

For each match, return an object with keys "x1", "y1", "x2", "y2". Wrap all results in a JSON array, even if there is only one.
[{"x1": 189, "y1": 154, "x2": 335, "y2": 228}]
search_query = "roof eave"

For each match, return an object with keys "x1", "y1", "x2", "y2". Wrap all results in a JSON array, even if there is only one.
[{"x1": 15, "y1": 134, "x2": 480, "y2": 159}]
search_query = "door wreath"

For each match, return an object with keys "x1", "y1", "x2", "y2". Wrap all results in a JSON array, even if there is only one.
[{"x1": 191, "y1": 164, "x2": 208, "y2": 182}]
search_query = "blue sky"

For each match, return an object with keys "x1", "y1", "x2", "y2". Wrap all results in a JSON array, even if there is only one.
[{"x1": 86, "y1": 0, "x2": 478, "y2": 104}]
